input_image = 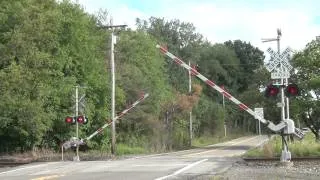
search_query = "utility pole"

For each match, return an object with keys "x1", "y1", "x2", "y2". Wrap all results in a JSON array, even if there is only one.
[
  {"x1": 75, "y1": 85, "x2": 79, "y2": 161},
  {"x1": 188, "y1": 61, "x2": 193, "y2": 145},
  {"x1": 110, "y1": 19, "x2": 116, "y2": 155},
  {"x1": 101, "y1": 17, "x2": 127, "y2": 155}
]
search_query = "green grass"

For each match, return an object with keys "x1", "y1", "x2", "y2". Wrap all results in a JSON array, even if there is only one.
[
  {"x1": 245, "y1": 133, "x2": 320, "y2": 158},
  {"x1": 192, "y1": 136, "x2": 224, "y2": 147},
  {"x1": 116, "y1": 143, "x2": 148, "y2": 156}
]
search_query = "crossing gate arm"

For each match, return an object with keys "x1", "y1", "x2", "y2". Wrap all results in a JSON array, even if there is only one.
[
  {"x1": 156, "y1": 44, "x2": 304, "y2": 139},
  {"x1": 84, "y1": 93, "x2": 149, "y2": 141}
]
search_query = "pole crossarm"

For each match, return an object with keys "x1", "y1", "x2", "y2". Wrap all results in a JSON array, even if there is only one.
[
  {"x1": 84, "y1": 92, "x2": 149, "y2": 141},
  {"x1": 156, "y1": 44, "x2": 304, "y2": 139},
  {"x1": 99, "y1": 25, "x2": 127, "y2": 29}
]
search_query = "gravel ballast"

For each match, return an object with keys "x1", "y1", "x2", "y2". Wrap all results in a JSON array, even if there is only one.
[{"x1": 215, "y1": 160, "x2": 320, "y2": 180}]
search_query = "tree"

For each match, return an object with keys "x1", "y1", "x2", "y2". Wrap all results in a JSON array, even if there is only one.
[
  {"x1": 136, "y1": 17, "x2": 203, "y2": 92},
  {"x1": 0, "y1": 0, "x2": 110, "y2": 152},
  {"x1": 224, "y1": 40, "x2": 265, "y2": 92},
  {"x1": 198, "y1": 43, "x2": 240, "y2": 95},
  {"x1": 113, "y1": 30, "x2": 176, "y2": 149},
  {"x1": 292, "y1": 39, "x2": 320, "y2": 141},
  {"x1": 135, "y1": 17, "x2": 206, "y2": 148}
]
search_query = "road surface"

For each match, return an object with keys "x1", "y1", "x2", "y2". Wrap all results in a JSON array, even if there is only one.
[{"x1": 0, "y1": 135, "x2": 269, "y2": 180}]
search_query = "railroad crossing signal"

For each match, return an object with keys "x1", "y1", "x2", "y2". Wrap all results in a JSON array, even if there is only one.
[
  {"x1": 285, "y1": 84, "x2": 299, "y2": 97},
  {"x1": 265, "y1": 47, "x2": 293, "y2": 80},
  {"x1": 265, "y1": 84, "x2": 299, "y2": 98},
  {"x1": 65, "y1": 115, "x2": 88, "y2": 125},
  {"x1": 76, "y1": 115, "x2": 88, "y2": 124},
  {"x1": 65, "y1": 116, "x2": 76, "y2": 124},
  {"x1": 265, "y1": 84, "x2": 280, "y2": 97}
]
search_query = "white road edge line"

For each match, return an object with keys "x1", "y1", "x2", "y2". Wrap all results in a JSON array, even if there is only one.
[
  {"x1": 0, "y1": 162, "x2": 58, "y2": 175},
  {"x1": 154, "y1": 159, "x2": 208, "y2": 180}
]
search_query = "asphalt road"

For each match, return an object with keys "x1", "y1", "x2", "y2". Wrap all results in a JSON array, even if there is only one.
[{"x1": 0, "y1": 135, "x2": 269, "y2": 180}]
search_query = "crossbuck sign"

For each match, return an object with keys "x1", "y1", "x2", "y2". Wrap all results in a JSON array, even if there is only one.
[
  {"x1": 254, "y1": 108, "x2": 264, "y2": 120},
  {"x1": 265, "y1": 47, "x2": 293, "y2": 79}
]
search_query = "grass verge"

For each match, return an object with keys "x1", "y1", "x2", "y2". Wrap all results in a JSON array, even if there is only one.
[
  {"x1": 116, "y1": 143, "x2": 148, "y2": 156},
  {"x1": 192, "y1": 132, "x2": 253, "y2": 147},
  {"x1": 244, "y1": 132, "x2": 320, "y2": 158}
]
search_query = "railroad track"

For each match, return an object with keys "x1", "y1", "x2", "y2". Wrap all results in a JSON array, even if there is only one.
[
  {"x1": 243, "y1": 157, "x2": 320, "y2": 161},
  {"x1": 0, "y1": 161, "x2": 30, "y2": 167},
  {"x1": 0, "y1": 157, "x2": 33, "y2": 167}
]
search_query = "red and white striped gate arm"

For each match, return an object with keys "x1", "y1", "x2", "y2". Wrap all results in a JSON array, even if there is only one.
[
  {"x1": 156, "y1": 44, "x2": 305, "y2": 138},
  {"x1": 156, "y1": 45, "x2": 304, "y2": 138},
  {"x1": 85, "y1": 92, "x2": 149, "y2": 141},
  {"x1": 156, "y1": 45, "x2": 270, "y2": 124}
]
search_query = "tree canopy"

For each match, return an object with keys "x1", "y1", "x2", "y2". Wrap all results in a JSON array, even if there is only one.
[{"x1": 292, "y1": 39, "x2": 320, "y2": 140}]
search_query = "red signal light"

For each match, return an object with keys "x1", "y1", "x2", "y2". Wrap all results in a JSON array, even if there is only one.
[
  {"x1": 65, "y1": 116, "x2": 75, "y2": 124},
  {"x1": 269, "y1": 87, "x2": 279, "y2": 96},
  {"x1": 265, "y1": 84, "x2": 279, "y2": 97},
  {"x1": 77, "y1": 115, "x2": 88, "y2": 124},
  {"x1": 288, "y1": 86, "x2": 297, "y2": 94},
  {"x1": 285, "y1": 84, "x2": 299, "y2": 97},
  {"x1": 77, "y1": 116, "x2": 84, "y2": 123}
]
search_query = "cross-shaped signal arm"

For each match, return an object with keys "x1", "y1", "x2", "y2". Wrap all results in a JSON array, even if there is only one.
[{"x1": 266, "y1": 47, "x2": 293, "y2": 72}]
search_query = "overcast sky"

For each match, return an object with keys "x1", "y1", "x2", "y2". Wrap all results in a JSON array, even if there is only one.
[{"x1": 72, "y1": 0, "x2": 320, "y2": 57}]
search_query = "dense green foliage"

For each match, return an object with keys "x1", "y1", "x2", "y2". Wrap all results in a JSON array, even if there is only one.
[
  {"x1": 0, "y1": 0, "x2": 316, "y2": 155},
  {"x1": 0, "y1": 0, "x2": 109, "y2": 152},
  {"x1": 291, "y1": 40, "x2": 320, "y2": 140}
]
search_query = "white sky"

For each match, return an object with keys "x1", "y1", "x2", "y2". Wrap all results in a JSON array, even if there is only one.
[{"x1": 72, "y1": 0, "x2": 320, "y2": 58}]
